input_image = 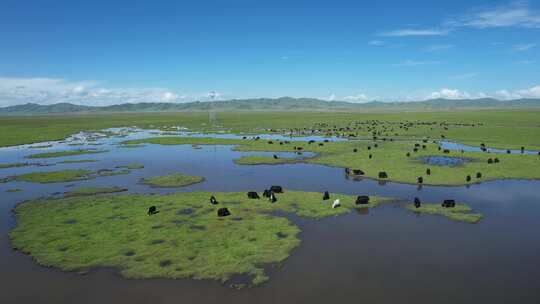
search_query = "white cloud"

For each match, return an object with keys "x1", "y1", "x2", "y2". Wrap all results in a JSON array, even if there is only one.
[
  {"x1": 368, "y1": 40, "x2": 385, "y2": 46},
  {"x1": 378, "y1": 28, "x2": 450, "y2": 37},
  {"x1": 449, "y1": 2, "x2": 540, "y2": 29},
  {"x1": 393, "y1": 60, "x2": 441, "y2": 67},
  {"x1": 425, "y1": 44, "x2": 455, "y2": 52},
  {"x1": 0, "y1": 77, "x2": 190, "y2": 107},
  {"x1": 516, "y1": 85, "x2": 540, "y2": 98},
  {"x1": 513, "y1": 43, "x2": 537, "y2": 51},
  {"x1": 343, "y1": 93, "x2": 371, "y2": 103},
  {"x1": 424, "y1": 84, "x2": 540, "y2": 100},
  {"x1": 327, "y1": 94, "x2": 336, "y2": 101}
]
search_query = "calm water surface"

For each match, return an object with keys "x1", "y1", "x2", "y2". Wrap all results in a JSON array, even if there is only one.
[{"x1": 1, "y1": 129, "x2": 539, "y2": 304}]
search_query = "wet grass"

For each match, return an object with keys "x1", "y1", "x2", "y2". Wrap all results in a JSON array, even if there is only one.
[
  {"x1": 141, "y1": 173, "x2": 204, "y2": 188},
  {"x1": 12, "y1": 168, "x2": 131, "y2": 183},
  {"x1": 64, "y1": 187, "x2": 127, "y2": 197},
  {"x1": 14, "y1": 169, "x2": 95, "y2": 183},
  {"x1": 58, "y1": 159, "x2": 98, "y2": 164},
  {"x1": 0, "y1": 162, "x2": 31, "y2": 169},
  {"x1": 115, "y1": 163, "x2": 144, "y2": 169},
  {"x1": 10, "y1": 191, "x2": 389, "y2": 286},
  {"x1": 406, "y1": 203, "x2": 483, "y2": 224},
  {"x1": 26, "y1": 149, "x2": 107, "y2": 159}
]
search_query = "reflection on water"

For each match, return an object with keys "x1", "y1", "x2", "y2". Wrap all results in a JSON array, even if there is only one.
[{"x1": 1, "y1": 129, "x2": 540, "y2": 304}]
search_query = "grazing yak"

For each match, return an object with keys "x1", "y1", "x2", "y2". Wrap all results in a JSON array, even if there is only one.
[
  {"x1": 443, "y1": 149, "x2": 450, "y2": 154},
  {"x1": 247, "y1": 192, "x2": 260, "y2": 199},
  {"x1": 406, "y1": 152, "x2": 410, "y2": 157},
  {"x1": 414, "y1": 197, "x2": 421, "y2": 208},
  {"x1": 217, "y1": 208, "x2": 231, "y2": 217},
  {"x1": 148, "y1": 206, "x2": 158, "y2": 215},
  {"x1": 263, "y1": 189, "x2": 271, "y2": 198},
  {"x1": 378, "y1": 171, "x2": 388, "y2": 179},
  {"x1": 487, "y1": 158, "x2": 493, "y2": 164},
  {"x1": 353, "y1": 148, "x2": 358, "y2": 153},
  {"x1": 466, "y1": 175, "x2": 471, "y2": 182},
  {"x1": 323, "y1": 191, "x2": 330, "y2": 200},
  {"x1": 269, "y1": 192, "x2": 277, "y2": 203},
  {"x1": 426, "y1": 168, "x2": 431, "y2": 175},
  {"x1": 476, "y1": 172, "x2": 482, "y2": 178},
  {"x1": 442, "y1": 199, "x2": 456, "y2": 208},
  {"x1": 273, "y1": 154, "x2": 279, "y2": 159},
  {"x1": 494, "y1": 158, "x2": 500, "y2": 163},
  {"x1": 355, "y1": 195, "x2": 370, "y2": 205},
  {"x1": 210, "y1": 196, "x2": 218, "y2": 205},
  {"x1": 332, "y1": 199, "x2": 341, "y2": 209},
  {"x1": 270, "y1": 185, "x2": 283, "y2": 193},
  {"x1": 417, "y1": 176, "x2": 423, "y2": 184},
  {"x1": 369, "y1": 154, "x2": 373, "y2": 159}
]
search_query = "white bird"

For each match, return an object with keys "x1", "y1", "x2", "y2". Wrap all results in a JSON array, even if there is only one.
[{"x1": 332, "y1": 199, "x2": 340, "y2": 209}]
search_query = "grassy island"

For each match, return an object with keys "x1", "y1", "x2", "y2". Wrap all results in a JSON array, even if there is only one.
[
  {"x1": 10, "y1": 191, "x2": 389, "y2": 286},
  {"x1": 26, "y1": 149, "x2": 107, "y2": 159},
  {"x1": 406, "y1": 203, "x2": 483, "y2": 223},
  {"x1": 141, "y1": 173, "x2": 204, "y2": 188}
]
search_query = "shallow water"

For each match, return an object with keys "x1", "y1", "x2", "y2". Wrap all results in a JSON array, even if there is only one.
[
  {"x1": 1, "y1": 130, "x2": 540, "y2": 304},
  {"x1": 419, "y1": 156, "x2": 469, "y2": 167},
  {"x1": 440, "y1": 141, "x2": 539, "y2": 155}
]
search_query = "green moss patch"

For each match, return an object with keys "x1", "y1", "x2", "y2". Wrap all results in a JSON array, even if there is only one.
[
  {"x1": 141, "y1": 173, "x2": 204, "y2": 188},
  {"x1": 406, "y1": 203, "x2": 483, "y2": 223}
]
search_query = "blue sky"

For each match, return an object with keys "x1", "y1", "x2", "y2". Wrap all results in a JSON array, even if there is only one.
[{"x1": 0, "y1": 0, "x2": 539, "y2": 106}]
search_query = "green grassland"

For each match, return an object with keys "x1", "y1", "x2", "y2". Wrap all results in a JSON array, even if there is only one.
[
  {"x1": 26, "y1": 149, "x2": 107, "y2": 159},
  {"x1": 141, "y1": 173, "x2": 205, "y2": 188},
  {"x1": 405, "y1": 203, "x2": 483, "y2": 223},
  {"x1": 124, "y1": 136, "x2": 540, "y2": 185},
  {"x1": 1, "y1": 111, "x2": 540, "y2": 149},
  {"x1": 9, "y1": 191, "x2": 391, "y2": 286}
]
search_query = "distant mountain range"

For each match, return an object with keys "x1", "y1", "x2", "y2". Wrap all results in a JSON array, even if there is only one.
[{"x1": 1, "y1": 97, "x2": 540, "y2": 114}]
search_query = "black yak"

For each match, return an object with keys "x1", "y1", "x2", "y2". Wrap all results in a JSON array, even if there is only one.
[
  {"x1": 378, "y1": 171, "x2": 388, "y2": 178},
  {"x1": 148, "y1": 206, "x2": 158, "y2": 215},
  {"x1": 323, "y1": 191, "x2": 330, "y2": 200},
  {"x1": 210, "y1": 196, "x2": 218, "y2": 205},
  {"x1": 355, "y1": 195, "x2": 370, "y2": 205},
  {"x1": 217, "y1": 208, "x2": 230, "y2": 217},
  {"x1": 247, "y1": 192, "x2": 260, "y2": 199},
  {"x1": 414, "y1": 197, "x2": 421, "y2": 208},
  {"x1": 442, "y1": 200, "x2": 456, "y2": 208},
  {"x1": 270, "y1": 185, "x2": 283, "y2": 193}
]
